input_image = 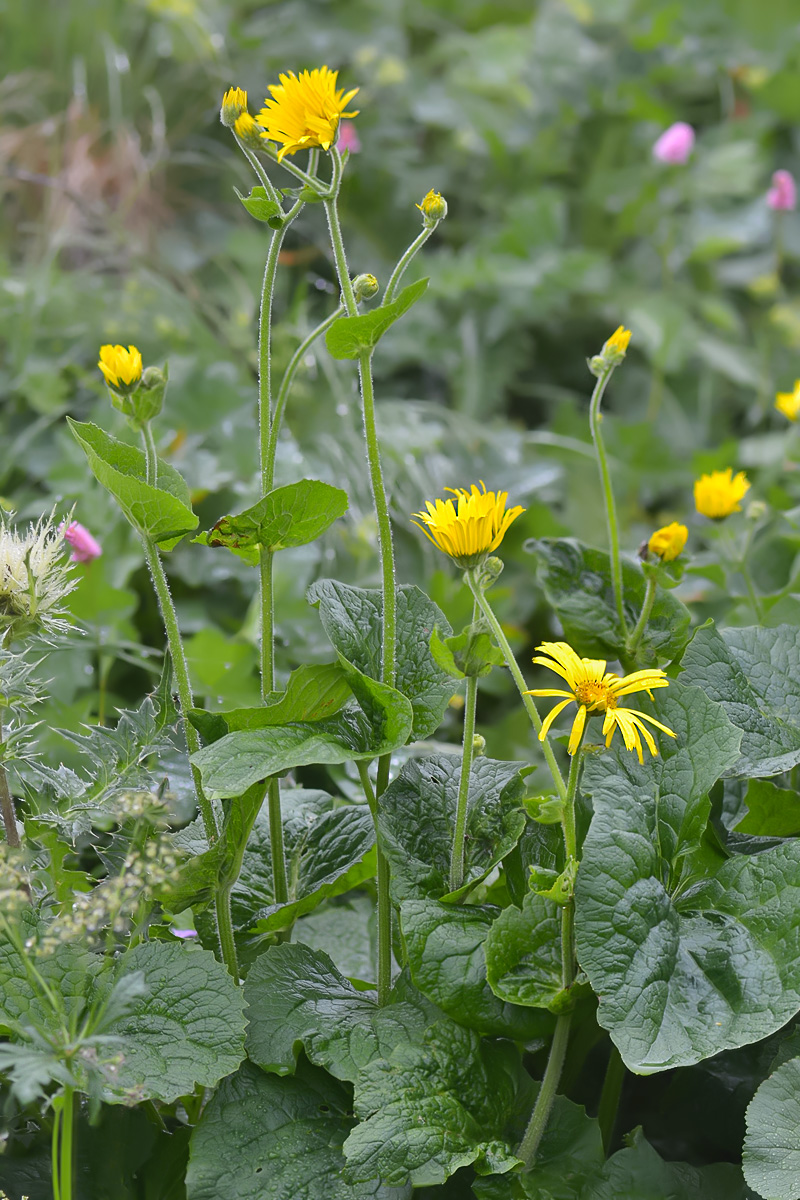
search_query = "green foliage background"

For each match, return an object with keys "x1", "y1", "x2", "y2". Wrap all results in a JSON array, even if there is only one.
[{"x1": 2, "y1": 0, "x2": 800, "y2": 1191}]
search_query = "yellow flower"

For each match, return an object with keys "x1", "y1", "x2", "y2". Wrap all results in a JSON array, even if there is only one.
[
  {"x1": 233, "y1": 111, "x2": 262, "y2": 148},
  {"x1": 648, "y1": 521, "x2": 688, "y2": 562},
  {"x1": 417, "y1": 189, "x2": 448, "y2": 224},
  {"x1": 98, "y1": 344, "x2": 143, "y2": 392},
  {"x1": 603, "y1": 325, "x2": 632, "y2": 355},
  {"x1": 412, "y1": 482, "x2": 525, "y2": 569},
  {"x1": 526, "y1": 641, "x2": 676, "y2": 762},
  {"x1": 775, "y1": 380, "x2": 800, "y2": 422},
  {"x1": 221, "y1": 86, "x2": 248, "y2": 128},
  {"x1": 257, "y1": 67, "x2": 359, "y2": 162},
  {"x1": 694, "y1": 468, "x2": 750, "y2": 520}
]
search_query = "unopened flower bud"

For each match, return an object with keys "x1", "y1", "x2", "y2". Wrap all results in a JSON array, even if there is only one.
[
  {"x1": 652, "y1": 122, "x2": 695, "y2": 165},
  {"x1": 61, "y1": 521, "x2": 102, "y2": 564},
  {"x1": 473, "y1": 556, "x2": 504, "y2": 591},
  {"x1": 590, "y1": 325, "x2": 631, "y2": 376},
  {"x1": 767, "y1": 169, "x2": 796, "y2": 212},
  {"x1": 353, "y1": 273, "x2": 379, "y2": 302},
  {"x1": 417, "y1": 189, "x2": 447, "y2": 226},
  {"x1": 98, "y1": 344, "x2": 142, "y2": 395},
  {"x1": 472, "y1": 733, "x2": 486, "y2": 757},
  {"x1": 233, "y1": 111, "x2": 263, "y2": 150},
  {"x1": 220, "y1": 86, "x2": 248, "y2": 129},
  {"x1": 746, "y1": 500, "x2": 767, "y2": 522}
]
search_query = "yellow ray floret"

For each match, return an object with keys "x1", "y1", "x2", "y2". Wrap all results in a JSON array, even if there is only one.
[
  {"x1": 776, "y1": 380, "x2": 800, "y2": 422},
  {"x1": 257, "y1": 67, "x2": 359, "y2": 161},
  {"x1": 412, "y1": 482, "x2": 525, "y2": 569},
  {"x1": 648, "y1": 521, "x2": 688, "y2": 562},
  {"x1": 694, "y1": 468, "x2": 750, "y2": 520},
  {"x1": 603, "y1": 325, "x2": 632, "y2": 354},
  {"x1": 220, "y1": 86, "x2": 248, "y2": 127},
  {"x1": 525, "y1": 640, "x2": 676, "y2": 762},
  {"x1": 98, "y1": 344, "x2": 143, "y2": 391}
]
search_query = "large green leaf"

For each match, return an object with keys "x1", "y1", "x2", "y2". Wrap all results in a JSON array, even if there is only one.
[
  {"x1": 67, "y1": 419, "x2": 197, "y2": 550},
  {"x1": 186, "y1": 1059, "x2": 410, "y2": 1200},
  {"x1": 99, "y1": 942, "x2": 247, "y2": 1103},
  {"x1": 398, "y1": 899, "x2": 554, "y2": 1039},
  {"x1": 191, "y1": 661, "x2": 414, "y2": 800},
  {"x1": 743, "y1": 1055, "x2": 800, "y2": 1200},
  {"x1": 172, "y1": 789, "x2": 376, "y2": 933},
  {"x1": 379, "y1": 755, "x2": 527, "y2": 902},
  {"x1": 325, "y1": 278, "x2": 429, "y2": 359},
  {"x1": 734, "y1": 777, "x2": 800, "y2": 838},
  {"x1": 575, "y1": 684, "x2": 800, "y2": 1073},
  {"x1": 484, "y1": 892, "x2": 574, "y2": 1014},
  {"x1": 527, "y1": 538, "x2": 690, "y2": 664},
  {"x1": 581, "y1": 1130, "x2": 752, "y2": 1200},
  {"x1": 244, "y1": 943, "x2": 427, "y2": 1081},
  {"x1": 308, "y1": 580, "x2": 454, "y2": 740},
  {"x1": 681, "y1": 623, "x2": 800, "y2": 777},
  {"x1": 344, "y1": 1019, "x2": 527, "y2": 1188},
  {"x1": 194, "y1": 479, "x2": 348, "y2": 565}
]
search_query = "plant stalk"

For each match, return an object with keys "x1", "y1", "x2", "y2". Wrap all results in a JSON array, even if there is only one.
[
  {"x1": 466, "y1": 571, "x2": 566, "y2": 801},
  {"x1": 597, "y1": 1044, "x2": 626, "y2": 1156},
  {"x1": 588, "y1": 367, "x2": 626, "y2": 635},
  {"x1": 626, "y1": 575, "x2": 656, "y2": 658},
  {"x1": 0, "y1": 712, "x2": 20, "y2": 848},
  {"x1": 382, "y1": 226, "x2": 435, "y2": 306},
  {"x1": 449, "y1": 632, "x2": 479, "y2": 893},
  {"x1": 358, "y1": 760, "x2": 392, "y2": 1004}
]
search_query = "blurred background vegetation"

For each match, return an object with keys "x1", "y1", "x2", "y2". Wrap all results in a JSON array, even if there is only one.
[{"x1": 2, "y1": 0, "x2": 800, "y2": 764}]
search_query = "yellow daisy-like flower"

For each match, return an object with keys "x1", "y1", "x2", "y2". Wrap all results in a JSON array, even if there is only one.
[
  {"x1": 603, "y1": 325, "x2": 632, "y2": 355},
  {"x1": 221, "y1": 86, "x2": 248, "y2": 128},
  {"x1": 526, "y1": 641, "x2": 676, "y2": 763},
  {"x1": 648, "y1": 521, "x2": 688, "y2": 562},
  {"x1": 98, "y1": 344, "x2": 143, "y2": 392},
  {"x1": 412, "y1": 482, "x2": 525, "y2": 569},
  {"x1": 694, "y1": 468, "x2": 750, "y2": 520},
  {"x1": 775, "y1": 380, "x2": 800, "y2": 422},
  {"x1": 257, "y1": 67, "x2": 359, "y2": 162}
]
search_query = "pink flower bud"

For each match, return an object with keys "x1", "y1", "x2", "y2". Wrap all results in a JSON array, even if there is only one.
[
  {"x1": 767, "y1": 169, "x2": 796, "y2": 211},
  {"x1": 652, "y1": 122, "x2": 695, "y2": 165},
  {"x1": 61, "y1": 521, "x2": 102, "y2": 564},
  {"x1": 337, "y1": 119, "x2": 361, "y2": 154}
]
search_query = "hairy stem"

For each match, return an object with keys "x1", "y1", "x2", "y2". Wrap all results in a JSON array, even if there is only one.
[
  {"x1": 383, "y1": 225, "x2": 435, "y2": 306},
  {"x1": 449, "y1": 668, "x2": 478, "y2": 893},
  {"x1": 0, "y1": 712, "x2": 20, "y2": 849},
  {"x1": 466, "y1": 571, "x2": 566, "y2": 801},
  {"x1": 358, "y1": 761, "x2": 392, "y2": 1004},
  {"x1": 626, "y1": 575, "x2": 656, "y2": 658},
  {"x1": 588, "y1": 367, "x2": 626, "y2": 635}
]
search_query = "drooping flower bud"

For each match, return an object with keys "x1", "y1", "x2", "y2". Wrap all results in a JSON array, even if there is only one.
[
  {"x1": 353, "y1": 273, "x2": 379, "y2": 302},
  {"x1": 233, "y1": 111, "x2": 263, "y2": 150},
  {"x1": 220, "y1": 86, "x2": 248, "y2": 129},
  {"x1": 416, "y1": 189, "x2": 447, "y2": 226}
]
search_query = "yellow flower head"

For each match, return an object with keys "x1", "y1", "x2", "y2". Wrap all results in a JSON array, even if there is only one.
[
  {"x1": 233, "y1": 111, "x2": 262, "y2": 148},
  {"x1": 775, "y1": 380, "x2": 800, "y2": 422},
  {"x1": 603, "y1": 325, "x2": 632, "y2": 355},
  {"x1": 98, "y1": 344, "x2": 143, "y2": 392},
  {"x1": 257, "y1": 67, "x2": 359, "y2": 162},
  {"x1": 412, "y1": 482, "x2": 525, "y2": 569},
  {"x1": 648, "y1": 521, "x2": 688, "y2": 563},
  {"x1": 526, "y1": 641, "x2": 676, "y2": 763},
  {"x1": 221, "y1": 86, "x2": 248, "y2": 128},
  {"x1": 694, "y1": 468, "x2": 750, "y2": 520},
  {"x1": 417, "y1": 189, "x2": 448, "y2": 225}
]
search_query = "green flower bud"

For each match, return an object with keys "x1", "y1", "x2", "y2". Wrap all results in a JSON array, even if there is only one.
[
  {"x1": 416, "y1": 189, "x2": 447, "y2": 226},
  {"x1": 220, "y1": 86, "x2": 248, "y2": 129},
  {"x1": 353, "y1": 273, "x2": 379, "y2": 302}
]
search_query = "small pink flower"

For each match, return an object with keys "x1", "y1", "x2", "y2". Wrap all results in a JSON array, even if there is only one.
[
  {"x1": 61, "y1": 521, "x2": 102, "y2": 564},
  {"x1": 767, "y1": 169, "x2": 796, "y2": 211},
  {"x1": 338, "y1": 119, "x2": 361, "y2": 154},
  {"x1": 171, "y1": 928, "x2": 198, "y2": 939},
  {"x1": 652, "y1": 122, "x2": 695, "y2": 165}
]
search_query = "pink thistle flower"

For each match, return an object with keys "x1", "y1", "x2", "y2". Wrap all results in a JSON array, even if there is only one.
[
  {"x1": 337, "y1": 119, "x2": 361, "y2": 154},
  {"x1": 652, "y1": 122, "x2": 695, "y2": 165},
  {"x1": 767, "y1": 169, "x2": 796, "y2": 212},
  {"x1": 61, "y1": 521, "x2": 102, "y2": 564}
]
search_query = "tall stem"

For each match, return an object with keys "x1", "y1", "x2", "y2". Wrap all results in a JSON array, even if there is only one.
[
  {"x1": 53, "y1": 1085, "x2": 75, "y2": 1200},
  {"x1": 466, "y1": 572, "x2": 566, "y2": 801},
  {"x1": 0, "y1": 712, "x2": 20, "y2": 848},
  {"x1": 597, "y1": 1044, "x2": 626, "y2": 1156},
  {"x1": 383, "y1": 226, "x2": 435, "y2": 306},
  {"x1": 358, "y1": 761, "x2": 392, "y2": 1004},
  {"x1": 518, "y1": 737, "x2": 584, "y2": 1168},
  {"x1": 449, "y1": 623, "x2": 479, "y2": 893},
  {"x1": 142, "y1": 421, "x2": 158, "y2": 487},
  {"x1": 626, "y1": 576, "x2": 656, "y2": 659},
  {"x1": 588, "y1": 367, "x2": 626, "y2": 635}
]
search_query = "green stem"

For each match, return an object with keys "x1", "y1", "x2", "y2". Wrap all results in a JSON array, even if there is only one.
[
  {"x1": 323, "y1": 181, "x2": 358, "y2": 315},
  {"x1": 597, "y1": 1044, "x2": 626, "y2": 1156},
  {"x1": 449, "y1": 627, "x2": 479, "y2": 892},
  {"x1": 261, "y1": 143, "x2": 326, "y2": 193},
  {"x1": 267, "y1": 776, "x2": 288, "y2": 905},
  {"x1": 626, "y1": 575, "x2": 656, "y2": 659},
  {"x1": 358, "y1": 761, "x2": 392, "y2": 1004},
  {"x1": 382, "y1": 226, "x2": 435, "y2": 306},
  {"x1": 0, "y1": 712, "x2": 20, "y2": 848},
  {"x1": 466, "y1": 571, "x2": 566, "y2": 801},
  {"x1": 588, "y1": 368, "x2": 626, "y2": 636},
  {"x1": 518, "y1": 735, "x2": 584, "y2": 1168},
  {"x1": 142, "y1": 421, "x2": 158, "y2": 487},
  {"x1": 517, "y1": 1014, "x2": 572, "y2": 1167},
  {"x1": 741, "y1": 559, "x2": 763, "y2": 621},
  {"x1": 235, "y1": 139, "x2": 280, "y2": 206},
  {"x1": 53, "y1": 1085, "x2": 75, "y2": 1200},
  {"x1": 52, "y1": 1099, "x2": 62, "y2": 1200}
]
